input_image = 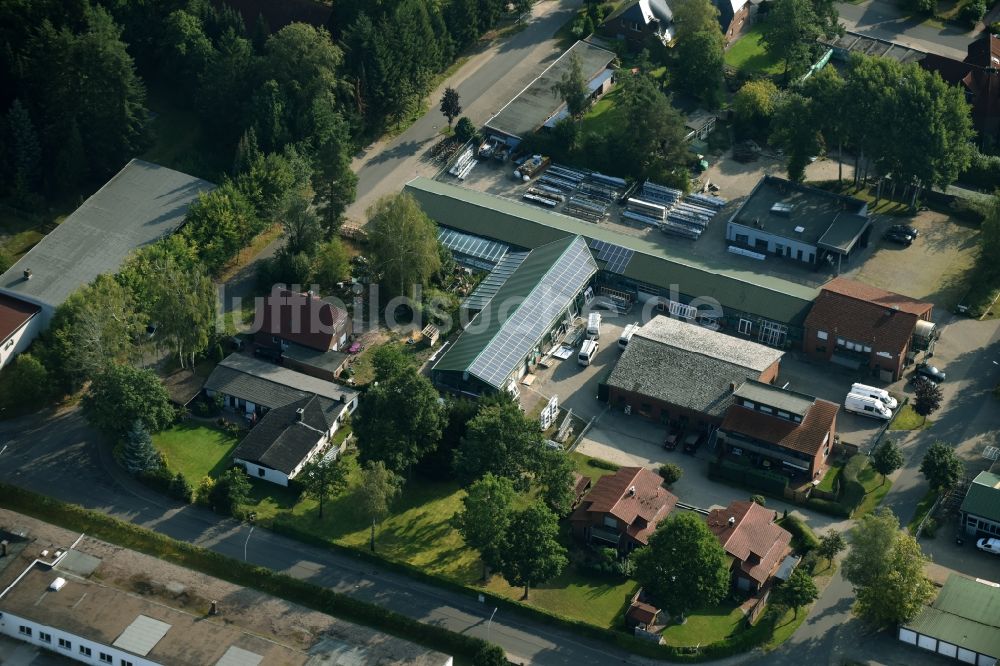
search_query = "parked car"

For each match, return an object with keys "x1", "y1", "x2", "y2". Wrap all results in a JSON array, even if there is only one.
[
  {"x1": 663, "y1": 422, "x2": 682, "y2": 450},
  {"x1": 883, "y1": 230, "x2": 912, "y2": 246},
  {"x1": 682, "y1": 431, "x2": 705, "y2": 454},
  {"x1": 915, "y1": 362, "x2": 946, "y2": 384},
  {"x1": 976, "y1": 537, "x2": 1000, "y2": 555},
  {"x1": 253, "y1": 346, "x2": 282, "y2": 363},
  {"x1": 889, "y1": 223, "x2": 918, "y2": 239}
]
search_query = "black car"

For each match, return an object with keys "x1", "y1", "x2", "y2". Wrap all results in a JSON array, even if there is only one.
[
  {"x1": 253, "y1": 345, "x2": 283, "y2": 363},
  {"x1": 889, "y1": 224, "x2": 918, "y2": 239},
  {"x1": 915, "y1": 362, "x2": 946, "y2": 383},
  {"x1": 884, "y1": 230, "x2": 912, "y2": 246},
  {"x1": 682, "y1": 431, "x2": 706, "y2": 454},
  {"x1": 663, "y1": 422, "x2": 683, "y2": 451}
]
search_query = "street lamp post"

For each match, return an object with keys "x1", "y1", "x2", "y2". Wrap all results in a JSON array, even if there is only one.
[
  {"x1": 244, "y1": 513, "x2": 256, "y2": 561},
  {"x1": 487, "y1": 606, "x2": 498, "y2": 642}
]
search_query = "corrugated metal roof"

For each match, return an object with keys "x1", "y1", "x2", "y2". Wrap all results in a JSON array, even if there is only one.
[
  {"x1": 960, "y1": 471, "x2": 1000, "y2": 523},
  {"x1": 904, "y1": 575, "x2": 1000, "y2": 659},
  {"x1": 204, "y1": 354, "x2": 358, "y2": 409},
  {"x1": 113, "y1": 615, "x2": 172, "y2": 656},
  {"x1": 0, "y1": 159, "x2": 214, "y2": 311},
  {"x1": 434, "y1": 236, "x2": 596, "y2": 389},
  {"x1": 405, "y1": 178, "x2": 818, "y2": 326}
]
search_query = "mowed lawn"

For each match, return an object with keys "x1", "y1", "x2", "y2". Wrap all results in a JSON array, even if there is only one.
[
  {"x1": 661, "y1": 599, "x2": 745, "y2": 646},
  {"x1": 152, "y1": 422, "x2": 239, "y2": 482},
  {"x1": 248, "y1": 450, "x2": 636, "y2": 628},
  {"x1": 724, "y1": 26, "x2": 783, "y2": 76}
]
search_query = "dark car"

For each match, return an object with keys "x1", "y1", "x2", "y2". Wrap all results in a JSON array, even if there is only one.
[
  {"x1": 682, "y1": 431, "x2": 705, "y2": 454},
  {"x1": 253, "y1": 346, "x2": 282, "y2": 363},
  {"x1": 915, "y1": 362, "x2": 946, "y2": 383},
  {"x1": 884, "y1": 230, "x2": 912, "y2": 246},
  {"x1": 663, "y1": 422, "x2": 683, "y2": 450},
  {"x1": 889, "y1": 224, "x2": 918, "y2": 239}
]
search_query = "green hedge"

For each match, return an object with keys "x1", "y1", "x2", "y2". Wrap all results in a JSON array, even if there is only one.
[
  {"x1": 778, "y1": 515, "x2": 821, "y2": 553},
  {"x1": 804, "y1": 497, "x2": 851, "y2": 518},
  {"x1": 0, "y1": 483, "x2": 496, "y2": 664},
  {"x1": 709, "y1": 459, "x2": 789, "y2": 496},
  {"x1": 840, "y1": 454, "x2": 869, "y2": 515}
]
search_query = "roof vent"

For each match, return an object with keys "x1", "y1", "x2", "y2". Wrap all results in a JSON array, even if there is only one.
[
  {"x1": 770, "y1": 202, "x2": 793, "y2": 217},
  {"x1": 794, "y1": 226, "x2": 805, "y2": 234},
  {"x1": 22, "y1": 269, "x2": 31, "y2": 280},
  {"x1": 627, "y1": 486, "x2": 636, "y2": 497},
  {"x1": 729, "y1": 382, "x2": 736, "y2": 393},
  {"x1": 296, "y1": 407, "x2": 305, "y2": 421},
  {"x1": 728, "y1": 516, "x2": 736, "y2": 527},
  {"x1": 49, "y1": 577, "x2": 66, "y2": 592}
]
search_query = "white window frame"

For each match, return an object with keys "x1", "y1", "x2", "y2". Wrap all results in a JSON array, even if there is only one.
[
  {"x1": 816, "y1": 330, "x2": 828, "y2": 340},
  {"x1": 58, "y1": 638, "x2": 71, "y2": 650},
  {"x1": 100, "y1": 654, "x2": 113, "y2": 664},
  {"x1": 738, "y1": 318, "x2": 753, "y2": 335}
]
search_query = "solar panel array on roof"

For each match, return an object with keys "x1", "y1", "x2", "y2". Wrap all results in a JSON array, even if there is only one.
[
  {"x1": 462, "y1": 251, "x2": 529, "y2": 312},
  {"x1": 438, "y1": 228, "x2": 509, "y2": 269},
  {"x1": 112, "y1": 615, "x2": 172, "y2": 656},
  {"x1": 589, "y1": 239, "x2": 634, "y2": 275},
  {"x1": 468, "y1": 237, "x2": 596, "y2": 388}
]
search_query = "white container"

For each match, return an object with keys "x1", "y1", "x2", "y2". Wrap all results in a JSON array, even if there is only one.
[
  {"x1": 618, "y1": 322, "x2": 640, "y2": 351},
  {"x1": 587, "y1": 313, "x2": 602, "y2": 339},
  {"x1": 844, "y1": 393, "x2": 893, "y2": 420},
  {"x1": 578, "y1": 339, "x2": 599, "y2": 366},
  {"x1": 850, "y1": 383, "x2": 898, "y2": 409}
]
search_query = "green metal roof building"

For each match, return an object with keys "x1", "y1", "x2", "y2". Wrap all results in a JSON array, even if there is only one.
[
  {"x1": 898, "y1": 574, "x2": 1000, "y2": 665},
  {"x1": 406, "y1": 177, "x2": 818, "y2": 348},
  {"x1": 432, "y1": 235, "x2": 597, "y2": 395},
  {"x1": 960, "y1": 471, "x2": 1000, "y2": 538}
]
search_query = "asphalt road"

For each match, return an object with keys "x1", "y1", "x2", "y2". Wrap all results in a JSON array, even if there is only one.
[
  {"x1": 344, "y1": 0, "x2": 584, "y2": 224},
  {"x1": 835, "y1": 0, "x2": 980, "y2": 59}
]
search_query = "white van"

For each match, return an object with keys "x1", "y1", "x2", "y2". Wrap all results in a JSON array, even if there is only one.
[
  {"x1": 844, "y1": 393, "x2": 893, "y2": 420},
  {"x1": 618, "y1": 323, "x2": 640, "y2": 351},
  {"x1": 850, "y1": 383, "x2": 898, "y2": 409},
  {"x1": 578, "y1": 339, "x2": 599, "y2": 366},
  {"x1": 587, "y1": 313, "x2": 602, "y2": 339}
]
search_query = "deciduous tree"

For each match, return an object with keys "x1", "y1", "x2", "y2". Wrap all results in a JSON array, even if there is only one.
[
  {"x1": 299, "y1": 455, "x2": 349, "y2": 518},
  {"x1": 816, "y1": 530, "x2": 846, "y2": 568},
  {"x1": 612, "y1": 71, "x2": 689, "y2": 183},
  {"x1": 774, "y1": 567, "x2": 818, "y2": 618},
  {"x1": 914, "y1": 379, "x2": 943, "y2": 423},
  {"x1": 210, "y1": 467, "x2": 252, "y2": 515},
  {"x1": 357, "y1": 460, "x2": 403, "y2": 551},
  {"x1": 440, "y1": 87, "x2": 462, "y2": 127},
  {"x1": 366, "y1": 192, "x2": 442, "y2": 299},
  {"x1": 497, "y1": 502, "x2": 568, "y2": 599},
  {"x1": 734, "y1": 79, "x2": 779, "y2": 140},
  {"x1": 871, "y1": 439, "x2": 904, "y2": 485},
  {"x1": 633, "y1": 512, "x2": 730, "y2": 621},
  {"x1": 770, "y1": 92, "x2": 822, "y2": 182},
  {"x1": 671, "y1": 0, "x2": 725, "y2": 107},
  {"x1": 534, "y1": 449, "x2": 576, "y2": 517},
  {"x1": 760, "y1": 0, "x2": 841, "y2": 80},
  {"x1": 312, "y1": 238, "x2": 351, "y2": 292},
  {"x1": 551, "y1": 52, "x2": 589, "y2": 118},
  {"x1": 83, "y1": 364, "x2": 174, "y2": 441},
  {"x1": 919, "y1": 442, "x2": 964, "y2": 492},
  {"x1": 453, "y1": 473, "x2": 516, "y2": 578},
  {"x1": 454, "y1": 400, "x2": 543, "y2": 487},
  {"x1": 281, "y1": 196, "x2": 324, "y2": 256}
]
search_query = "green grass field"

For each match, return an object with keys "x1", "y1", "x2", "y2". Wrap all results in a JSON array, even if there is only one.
[
  {"x1": 570, "y1": 452, "x2": 620, "y2": 485},
  {"x1": 661, "y1": 599, "x2": 745, "y2": 646},
  {"x1": 153, "y1": 422, "x2": 239, "y2": 483},
  {"x1": 890, "y1": 403, "x2": 932, "y2": 430},
  {"x1": 853, "y1": 463, "x2": 893, "y2": 517},
  {"x1": 580, "y1": 89, "x2": 624, "y2": 138},
  {"x1": 907, "y1": 489, "x2": 938, "y2": 534},
  {"x1": 724, "y1": 27, "x2": 783, "y2": 76},
  {"x1": 815, "y1": 464, "x2": 842, "y2": 494}
]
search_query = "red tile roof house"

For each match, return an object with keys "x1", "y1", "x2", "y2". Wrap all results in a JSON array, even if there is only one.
[
  {"x1": 255, "y1": 287, "x2": 353, "y2": 380},
  {"x1": 706, "y1": 500, "x2": 793, "y2": 593},
  {"x1": 718, "y1": 380, "x2": 839, "y2": 481},
  {"x1": 570, "y1": 467, "x2": 678, "y2": 555},
  {"x1": 803, "y1": 277, "x2": 933, "y2": 382}
]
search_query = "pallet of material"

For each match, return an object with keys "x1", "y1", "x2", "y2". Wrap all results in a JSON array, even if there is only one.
[
  {"x1": 537, "y1": 174, "x2": 579, "y2": 191},
  {"x1": 661, "y1": 221, "x2": 701, "y2": 239},
  {"x1": 686, "y1": 193, "x2": 727, "y2": 209},
  {"x1": 640, "y1": 181, "x2": 683, "y2": 205},
  {"x1": 622, "y1": 210, "x2": 663, "y2": 228},
  {"x1": 523, "y1": 192, "x2": 559, "y2": 207},
  {"x1": 667, "y1": 212, "x2": 709, "y2": 229},
  {"x1": 589, "y1": 172, "x2": 627, "y2": 189},
  {"x1": 578, "y1": 183, "x2": 618, "y2": 203},
  {"x1": 528, "y1": 187, "x2": 564, "y2": 202},
  {"x1": 548, "y1": 165, "x2": 587, "y2": 183},
  {"x1": 674, "y1": 201, "x2": 715, "y2": 218},
  {"x1": 533, "y1": 183, "x2": 566, "y2": 197},
  {"x1": 626, "y1": 197, "x2": 666, "y2": 220}
]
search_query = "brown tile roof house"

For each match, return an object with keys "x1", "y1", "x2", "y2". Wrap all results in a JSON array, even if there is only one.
[
  {"x1": 719, "y1": 380, "x2": 839, "y2": 478},
  {"x1": 0, "y1": 293, "x2": 40, "y2": 368},
  {"x1": 257, "y1": 286, "x2": 352, "y2": 354},
  {"x1": 570, "y1": 467, "x2": 677, "y2": 554},
  {"x1": 921, "y1": 34, "x2": 1000, "y2": 137},
  {"x1": 803, "y1": 277, "x2": 933, "y2": 381},
  {"x1": 706, "y1": 500, "x2": 792, "y2": 592}
]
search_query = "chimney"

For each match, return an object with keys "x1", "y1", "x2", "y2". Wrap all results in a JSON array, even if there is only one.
[
  {"x1": 210, "y1": 600, "x2": 219, "y2": 615},
  {"x1": 727, "y1": 516, "x2": 735, "y2": 527},
  {"x1": 22, "y1": 268, "x2": 31, "y2": 281},
  {"x1": 0, "y1": 540, "x2": 6, "y2": 557},
  {"x1": 729, "y1": 382, "x2": 736, "y2": 393},
  {"x1": 627, "y1": 486, "x2": 636, "y2": 497},
  {"x1": 296, "y1": 407, "x2": 305, "y2": 421}
]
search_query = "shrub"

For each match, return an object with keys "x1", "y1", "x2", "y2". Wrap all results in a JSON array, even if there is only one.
[
  {"x1": 472, "y1": 643, "x2": 509, "y2": 666},
  {"x1": 750, "y1": 494, "x2": 766, "y2": 506},
  {"x1": 805, "y1": 497, "x2": 851, "y2": 518},
  {"x1": 194, "y1": 476, "x2": 216, "y2": 505},
  {"x1": 454, "y1": 117, "x2": 478, "y2": 144},
  {"x1": 168, "y1": 472, "x2": 193, "y2": 502},
  {"x1": 959, "y1": 150, "x2": 1000, "y2": 191},
  {"x1": 586, "y1": 457, "x2": 619, "y2": 471},
  {"x1": 922, "y1": 517, "x2": 938, "y2": 538},
  {"x1": 709, "y1": 459, "x2": 788, "y2": 496},
  {"x1": 779, "y1": 514, "x2": 821, "y2": 553},
  {"x1": 961, "y1": 0, "x2": 986, "y2": 25},
  {"x1": 658, "y1": 463, "x2": 683, "y2": 485}
]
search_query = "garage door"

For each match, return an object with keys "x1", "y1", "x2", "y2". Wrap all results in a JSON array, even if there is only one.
[
  {"x1": 958, "y1": 648, "x2": 977, "y2": 664},
  {"x1": 899, "y1": 629, "x2": 917, "y2": 645},
  {"x1": 918, "y1": 634, "x2": 937, "y2": 651},
  {"x1": 938, "y1": 642, "x2": 958, "y2": 658}
]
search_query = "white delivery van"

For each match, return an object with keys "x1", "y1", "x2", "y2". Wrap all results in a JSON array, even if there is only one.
[
  {"x1": 618, "y1": 323, "x2": 640, "y2": 351},
  {"x1": 850, "y1": 383, "x2": 898, "y2": 409},
  {"x1": 587, "y1": 313, "x2": 602, "y2": 339},
  {"x1": 578, "y1": 339, "x2": 599, "y2": 366},
  {"x1": 844, "y1": 393, "x2": 893, "y2": 420}
]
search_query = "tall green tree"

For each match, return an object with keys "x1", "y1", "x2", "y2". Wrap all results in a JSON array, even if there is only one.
[
  {"x1": 611, "y1": 71, "x2": 689, "y2": 183},
  {"x1": 816, "y1": 530, "x2": 846, "y2": 569},
  {"x1": 440, "y1": 87, "x2": 462, "y2": 127},
  {"x1": 774, "y1": 567, "x2": 818, "y2": 618},
  {"x1": 159, "y1": 9, "x2": 215, "y2": 93},
  {"x1": 871, "y1": 439, "x2": 904, "y2": 485},
  {"x1": 497, "y1": 503, "x2": 568, "y2": 599},
  {"x1": 120, "y1": 420, "x2": 161, "y2": 475},
  {"x1": 281, "y1": 196, "x2": 324, "y2": 256},
  {"x1": 311, "y1": 238, "x2": 351, "y2": 292},
  {"x1": 309, "y1": 108, "x2": 357, "y2": 234},
  {"x1": 182, "y1": 182, "x2": 259, "y2": 274},
  {"x1": 734, "y1": 79, "x2": 779, "y2": 140},
  {"x1": 534, "y1": 449, "x2": 576, "y2": 517},
  {"x1": 453, "y1": 473, "x2": 516, "y2": 579},
  {"x1": 801, "y1": 66, "x2": 848, "y2": 181},
  {"x1": 366, "y1": 192, "x2": 442, "y2": 300},
  {"x1": 551, "y1": 52, "x2": 589, "y2": 118},
  {"x1": 355, "y1": 369, "x2": 445, "y2": 474},
  {"x1": 671, "y1": 0, "x2": 725, "y2": 107},
  {"x1": 919, "y1": 442, "x2": 964, "y2": 492},
  {"x1": 633, "y1": 512, "x2": 730, "y2": 621},
  {"x1": 843, "y1": 508, "x2": 934, "y2": 627},
  {"x1": 454, "y1": 400, "x2": 544, "y2": 487},
  {"x1": 357, "y1": 460, "x2": 403, "y2": 552},
  {"x1": 298, "y1": 455, "x2": 349, "y2": 518},
  {"x1": 913, "y1": 378, "x2": 943, "y2": 424},
  {"x1": 83, "y1": 364, "x2": 174, "y2": 441},
  {"x1": 760, "y1": 0, "x2": 841, "y2": 80},
  {"x1": 6, "y1": 99, "x2": 41, "y2": 197},
  {"x1": 770, "y1": 92, "x2": 822, "y2": 182}
]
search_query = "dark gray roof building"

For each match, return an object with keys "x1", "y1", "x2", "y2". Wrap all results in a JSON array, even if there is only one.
[
  {"x1": 231, "y1": 395, "x2": 342, "y2": 475},
  {"x1": 204, "y1": 354, "x2": 359, "y2": 411},
  {"x1": 607, "y1": 316, "x2": 784, "y2": 419}
]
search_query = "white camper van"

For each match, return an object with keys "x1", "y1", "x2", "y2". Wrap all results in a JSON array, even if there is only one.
[
  {"x1": 587, "y1": 313, "x2": 602, "y2": 339},
  {"x1": 578, "y1": 339, "x2": 599, "y2": 366},
  {"x1": 850, "y1": 383, "x2": 898, "y2": 409},
  {"x1": 844, "y1": 393, "x2": 893, "y2": 420},
  {"x1": 618, "y1": 323, "x2": 640, "y2": 351}
]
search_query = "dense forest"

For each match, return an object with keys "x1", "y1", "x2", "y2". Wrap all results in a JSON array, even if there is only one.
[{"x1": 0, "y1": 0, "x2": 524, "y2": 206}]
